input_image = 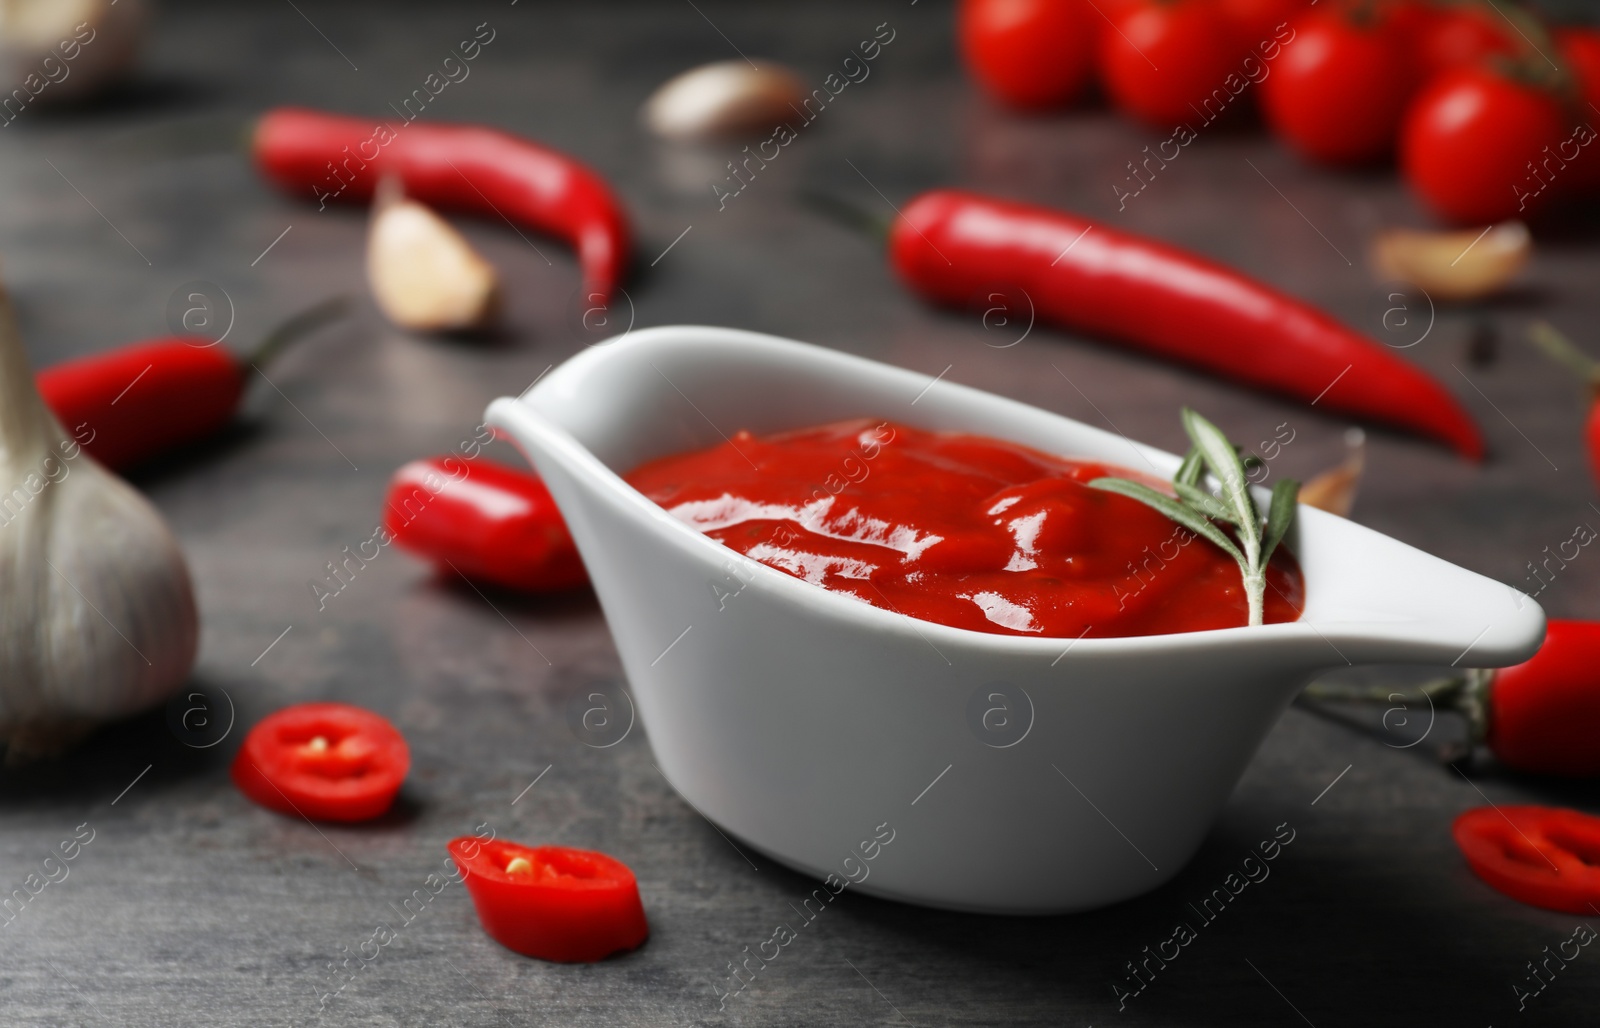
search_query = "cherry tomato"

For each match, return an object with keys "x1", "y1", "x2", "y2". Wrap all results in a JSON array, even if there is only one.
[
  {"x1": 1557, "y1": 27, "x2": 1600, "y2": 193},
  {"x1": 1100, "y1": 0, "x2": 1241, "y2": 127},
  {"x1": 1091, "y1": 0, "x2": 1145, "y2": 68},
  {"x1": 448, "y1": 838, "x2": 649, "y2": 962},
  {"x1": 1400, "y1": 65, "x2": 1568, "y2": 224},
  {"x1": 1382, "y1": 0, "x2": 1439, "y2": 50},
  {"x1": 1562, "y1": 27, "x2": 1600, "y2": 111},
  {"x1": 231, "y1": 703, "x2": 409, "y2": 822},
  {"x1": 1219, "y1": 0, "x2": 1309, "y2": 49},
  {"x1": 959, "y1": 0, "x2": 1096, "y2": 109},
  {"x1": 1260, "y1": 7, "x2": 1415, "y2": 165},
  {"x1": 1454, "y1": 806, "x2": 1600, "y2": 914},
  {"x1": 1417, "y1": 4, "x2": 1517, "y2": 79},
  {"x1": 1487, "y1": 620, "x2": 1600, "y2": 777}
]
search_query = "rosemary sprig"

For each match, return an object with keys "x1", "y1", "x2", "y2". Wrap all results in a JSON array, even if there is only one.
[{"x1": 1089, "y1": 408, "x2": 1299, "y2": 626}]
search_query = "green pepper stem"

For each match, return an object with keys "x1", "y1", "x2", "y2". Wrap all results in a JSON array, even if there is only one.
[
  {"x1": 1528, "y1": 321, "x2": 1600, "y2": 389},
  {"x1": 1300, "y1": 674, "x2": 1467, "y2": 706},
  {"x1": 245, "y1": 295, "x2": 350, "y2": 372},
  {"x1": 796, "y1": 189, "x2": 893, "y2": 243}
]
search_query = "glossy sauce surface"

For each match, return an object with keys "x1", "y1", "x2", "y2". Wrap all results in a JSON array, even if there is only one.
[{"x1": 625, "y1": 420, "x2": 1304, "y2": 638}]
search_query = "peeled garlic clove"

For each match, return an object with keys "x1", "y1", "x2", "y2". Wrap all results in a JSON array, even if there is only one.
[
  {"x1": 0, "y1": 279, "x2": 197, "y2": 763},
  {"x1": 1298, "y1": 428, "x2": 1365, "y2": 518},
  {"x1": 1371, "y1": 222, "x2": 1530, "y2": 302},
  {"x1": 367, "y1": 189, "x2": 499, "y2": 333},
  {"x1": 0, "y1": 0, "x2": 146, "y2": 106},
  {"x1": 642, "y1": 59, "x2": 805, "y2": 140}
]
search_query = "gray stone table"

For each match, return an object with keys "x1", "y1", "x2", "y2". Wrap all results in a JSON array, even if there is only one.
[{"x1": 2, "y1": 1, "x2": 1598, "y2": 1025}]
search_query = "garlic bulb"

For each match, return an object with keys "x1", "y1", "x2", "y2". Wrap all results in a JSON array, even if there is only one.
[
  {"x1": 0, "y1": 0, "x2": 146, "y2": 107},
  {"x1": 367, "y1": 180, "x2": 499, "y2": 333},
  {"x1": 0, "y1": 281, "x2": 196, "y2": 762},
  {"x1": 642, "y1": 60, "x2": 805, "y2": 140}
]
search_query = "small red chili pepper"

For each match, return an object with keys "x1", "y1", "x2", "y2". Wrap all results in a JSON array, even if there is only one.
[
  {"x1": 1528, "y1": 321, "x2": 1600, "y2": 488},
  {"x1": 858, "y1": 188, "x2": 1485, "y2": 458},
  {"x1": 36, "y1": 297, "x2": 346, "y2": 472},
  {"x1": 253, "y1": 107, "x2": 631, "y2": 304},
  {"x1": 383, "y1": 457, "x2": 587, "y2": 592},
  {"x1": 1483, "y1": 620, "x2": 1600, "y2": 778},
  {"x1": 1453, "y1": 806, "x2": 1600, "y2": 913},
  {"x1": 231, "y1": 703, "x2": 410, "y2": 823},
  {"x1": 447, "y1": 837, "x2": 649, "y2": 962}
]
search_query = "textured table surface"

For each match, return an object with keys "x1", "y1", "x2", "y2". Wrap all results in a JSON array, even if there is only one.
[{"x1": 3, "y1": 1, "x2": 1599, "y2": 1025}]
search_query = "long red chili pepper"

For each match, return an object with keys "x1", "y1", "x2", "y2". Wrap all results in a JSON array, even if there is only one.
[
  {"x1": 383, "y1": 457, "x2": 587, "y2": 592},
  {"x1": 253, "y1": 107, "x2": 631, "y2": 304},
  {"x1": 883, "y1": 189, "x2": 1484, "y2": 459},
  {"x1": 36, "y1": 297, "x2": 346, "y2": 472},
  {"x1": 1303, "y1": 619, "x2": 1600, "y2": 777}
]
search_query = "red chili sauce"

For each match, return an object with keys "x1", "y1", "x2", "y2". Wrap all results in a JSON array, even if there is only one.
[{"x1": 625, "y1": 420, "x2": 1304, "y2": 638}]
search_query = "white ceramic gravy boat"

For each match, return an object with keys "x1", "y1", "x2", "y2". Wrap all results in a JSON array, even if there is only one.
[{"x1": 486, "y1": 326, "x2": 1544, "y2": 915}]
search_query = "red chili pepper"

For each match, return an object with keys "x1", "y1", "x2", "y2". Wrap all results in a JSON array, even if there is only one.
[
  {"x1": 1483, "y1": 620, "x2": 1600, "y2": 778},
  {"x1": 883, "y1": 189, "x2": 1484, "y2": 459},
  {"x1": 1453, "y1": 806, "x2": 1600, "y2": 913},
  {"x1": 383, "y1": 457, "x2": 587, "y2": 592},
  {"x1": 447, "y1": 837, "x2": 649, "y2": 962},
  {"x1": 253, "y1": 107, "x2": 631, "y2": 304},
  {"x1": 36, "y1": 297, "x2": 346, "y2": 472},
  {"x1": 1528, "y1": 322, "x2": 1600, "y2": 488},
  {"x1": 231, "y1": 703, "x2": 410, "y2": 823}
]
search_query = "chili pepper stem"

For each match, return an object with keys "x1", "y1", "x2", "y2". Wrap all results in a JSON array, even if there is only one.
[
  {"x1": 98, "y1": 114, "x2": 255, "y2": 163},
  {"x1": 1301, "y1": 674, "x2": 1467, "y2": 705},
  {"x1": 1300, "y1": 668, "x2": 1494, "y2": 752},
  {"x1": 797, "y1": 189, "x2": 893, "y2": 242},
  {"x1": 244, "y1": 295, "x2": 350, "y2": 372},
  {"x1": 1459, "y1": 667, "x2": 1493, "y2": 748},
  {"x1": 1528, "y1": 320, "x2": 1600, "y2": 390}
]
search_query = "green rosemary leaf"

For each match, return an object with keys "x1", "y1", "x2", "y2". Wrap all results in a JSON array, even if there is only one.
[
  {"x1": 1261, "y1": 477, "x2": 1299, "y2": 565},
  {"x1": 1172, "y1": 481, "x2": 1238, "y2": 525},
  {"x1": 1182, "y1": 408, "x2": 1260, "y2": 558},
  {"x1": 1174, "y1": 446, "x2": 1204, "y2": 488},
  {"x1": 1089, "y1": 477, "x2": 1245, "y2": 567}
]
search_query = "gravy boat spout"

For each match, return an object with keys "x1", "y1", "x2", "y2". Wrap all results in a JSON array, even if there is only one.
[{"x1": 485, "y1": 326, "x2": 1545, "y2": 915}]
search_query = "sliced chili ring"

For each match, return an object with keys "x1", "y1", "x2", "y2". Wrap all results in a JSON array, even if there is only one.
[
  {"x1": 1453, "y1": 805, "x2": 1600, "y2": 914},
  {"x1": 231, "y1": 703, "x2": 410, "y2": 823},
  {"x1": 447, "y1": 838, "x2": 649, "y2": 962}
]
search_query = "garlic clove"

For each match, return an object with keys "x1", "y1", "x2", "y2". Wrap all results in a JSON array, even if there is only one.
[
  {"x1": 0, "y1": 278, "x2": 197, "y2": 763},
  {"x1": 0, "y1": 0, "x2": 147, "y2": 106},
  {"x1": 367, "y1": 186, "x2": 499, "y2": 333},
  {"x1": 1371, "y1": 221, "x2": 1530, "y2": 302},
  {"x1": 642, "y1": 59, "x2": 805, "y2": 140},
  {"x1": 1298, "y1": 428, "x2": 1365, "y2": 519}
]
